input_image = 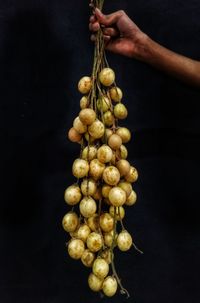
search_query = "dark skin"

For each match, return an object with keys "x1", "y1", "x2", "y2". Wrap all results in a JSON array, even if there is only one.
[{"x1": 89, "y1": 9, "x2": 200, "y2": 87}]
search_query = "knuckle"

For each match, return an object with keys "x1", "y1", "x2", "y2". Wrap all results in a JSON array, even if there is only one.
[{"x1": 119, "y1": 10, "x2": 125, "y2": 15}]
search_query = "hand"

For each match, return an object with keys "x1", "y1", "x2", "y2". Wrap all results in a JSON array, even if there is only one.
[{"x1": 89, "y1": 8, "x2": 147, "y2": 58}]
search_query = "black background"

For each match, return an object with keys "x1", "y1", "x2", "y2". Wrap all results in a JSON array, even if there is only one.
[{"x1": 0, "y1": 1, "x2": 200, "y2": 302}]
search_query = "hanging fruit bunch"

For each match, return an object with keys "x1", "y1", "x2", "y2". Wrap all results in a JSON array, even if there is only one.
[{"x1": 62, "y1": 0, "x2": 142, "y2": 298}]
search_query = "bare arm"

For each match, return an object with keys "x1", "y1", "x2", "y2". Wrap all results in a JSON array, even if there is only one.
[{"x1": 89, "y1": 9, "x2": 200, "y2": 87}]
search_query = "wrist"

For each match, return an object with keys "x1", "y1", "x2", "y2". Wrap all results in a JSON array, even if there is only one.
[{"x1": 130, "y1": 32, "x2": 152, "y2": 61}]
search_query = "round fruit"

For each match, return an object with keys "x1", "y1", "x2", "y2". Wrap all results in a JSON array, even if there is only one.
[
  {"x1": 68, "y1": 127, "x2": 82, "y2": 143},
  {"x1": 125, "y1": 166, "x2": 138, "y2": 183},
  {"x1": 103, "y1": 166, "x2": 120, "y2": 186},
  {"x1": 100, "y1": 249, "x2": 113, "y2": 264},
  {"x1": 116, "y1": 127, "x2": 131, "y2": 143},
  {"x1": 79, "y1": 108, "x2": 96, "y2": 125},
  {"x1": 109, "y1": 206, "x2": 125, "y2": 221},
  {"x1": 92, "y1": 258, "x2": 109, "y2": 279},
  {"x1": 92, "y1": 186, "x2": 102, "y2": 200},
  {"x1": 73, "y1": 117, "x2": 87, "y2": 134},
  {"x1": 104, "y1": 230, "x2": 118, "y2": 247},
  {"x1": 64, "y1": 184, "x2": 82, "y2": 205},
  {"x1": 68, "y1": 239, "x2": 85, "y2": 259},
  {"x1": 87, "y1": 214, "x2": 99, "y2": 232},
  {"x1": 102, "y1": 276, "x2": 118, "y2": 297},
  {"x1": 117, "y1": 230, "x2": 133, "y2": 251},
  {"x1": 114, "y1": 103, "x2": 128, "y2": 119},
  {"x1": 88, "y1": 273, "x2": 103, "y2": 292},
  {"x1": 88, "y1": 119, "x2": 105, "y2": 139},
  {"x1": 105, "y1": 128, "x2": 113, "y2": 139},
  {"x1": 87, "y1": 232, "x2": 103, "y2": 252},
  {"x1": 62, "y1": 212, "x2": 79, "y2": 233},
  {"x1": 72, "y1": 158, "x2": 89, "y2": 179},
  {"x1": 99, "y1": 68, "x2": 115, "y2": 86},
  {"x1": 125, "y1": 190, "x2": 137, "y2": 206},
  {"x1": 78, "y1": 76, "x2": 92, "y2": 94},
  {"x1": 109, "y1": 86, "x2": 123, "y2": 102},
  {"x1": 116, "y1": 159, "x2": 131, "y2": 176},
  {"x1": 77, "y1": 224, "x2": 91, "y2": 242},
  {"x1": 103, "y1": 111, "x2": 114, "y2": 127},
  {"x1": 80, "y1": 96, "x2": 89, "y2": 109},
  {"x1": 82, "y1": 145, "x2": 97, "y2": 161},
  {"x1": 97, "y1": 96, "x2": 111, "y2": 112},
  {"x1": 99, "y1": 213, "x2": 114, "y2": 232},
  {"x1": 108, "y1": 134, "x2": 122, "y2": 150},
  {"x1": 97, "y1": 144, "x2": 113, "y2": 163},
  {"x1": 118, "y1": 181, "x2": 132, "y2": 198},
  {"x1": 108, "y1": 187, "x2": 126, "y2": 207},
  {"x1": 79, "y1": 196, "x2": 97, "y2": 218},
  {"x1": 81, "y1": 249, "x2": 95, "y2": 267},
  {"x1": 89, "y1": 159, "x2": 105, "y2": 180},
  {"x1": 116, "y1": 144, "x2": 128, "y2": 159},
  {"x1": 81, "y1": 178, "x2": 97, "y2": 196},
  {"x1": 102, "y1": 184, "x2": 112, "y2": 198}
]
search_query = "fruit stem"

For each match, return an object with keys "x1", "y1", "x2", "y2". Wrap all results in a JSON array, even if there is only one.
[{"x1": 110, "y1": 207, "x2": 130, "y2": 298}]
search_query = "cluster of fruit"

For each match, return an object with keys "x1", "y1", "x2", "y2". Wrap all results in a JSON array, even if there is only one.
[{"x1": 62, "y1": 67, "x2": 138, "y2": 297}]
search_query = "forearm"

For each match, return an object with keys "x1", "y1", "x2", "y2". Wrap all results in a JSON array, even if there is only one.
[{"x1": 135, "y1": 35, "x2": 200, "y2": 87}]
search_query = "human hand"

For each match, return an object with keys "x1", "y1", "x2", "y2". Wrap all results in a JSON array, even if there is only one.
[{"x1": 89, "y1": 8, "x2": 147, "y2": 58}]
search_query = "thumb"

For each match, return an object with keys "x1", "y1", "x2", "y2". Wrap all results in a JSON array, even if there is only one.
[
  {"x1": 95, "y1": 8, "x2": 124, "y2": 26},
  {"x1": 94, "y1": 8, "x2": 107, "y2": 25}
]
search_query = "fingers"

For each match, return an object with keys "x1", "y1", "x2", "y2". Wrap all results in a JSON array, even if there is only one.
[
  {"x1": 91, "y1": 34, "x2": 111, "y2": 43},
  {"x1": 89, "y1": 21, "x2": 100, "y2": 31},
  {"x1": 94, "y1": 8, "x2": 125, "y2": 26}
]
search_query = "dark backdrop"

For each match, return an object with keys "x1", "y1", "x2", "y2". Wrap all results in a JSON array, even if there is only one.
[{"x1": 0, "y1": 1, "x2": 200, "y2": 303}]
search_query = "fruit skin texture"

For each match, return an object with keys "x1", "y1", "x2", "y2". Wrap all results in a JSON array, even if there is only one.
[
  {"x1": 82, "y1": 145, "x2": 97, "y2": 161},
  {"x1": 78, "y1": 76, "x2": 92, "y2": 94},
  {"x1": 118, "y1": 181, "x2": 132, "y2": 198},
  {"x1": 79, "y1": 196, "x2": 97, "y2": 218},
  {"x1": 62, "y1": 212, "x2": 79, "y2": 233},
  {"x1": 117, "y1": 230, "x2": 133, "y2": 251},
  {"x1": 64, "y1": 184, "x2": 82, "y2": 205},
  {"x1": 92, "y1": 258, "x2": 109, "y2": 279},
  {"x1": 89, "y1": 159, "x2": 105, "y2": 181},
  {"x1": 97, "y1": 144, "x2": 113, "y2": 164},
  {"x1": 73, "y1": 117, "x2": 87, "y2": 134},
  {"x1": 88, "y1": 119, "x2": 105, "y2": 139},
  {"x1": 116, "y1": 159, "x2": 131, "y2": 177},
  {"x1": 81, "y1": 249, "x2": 95, "y2": 267},
  {"x1": 79, "y1": 108, "x2": 96, "y2": 125},
  {"x1": 104, "y1": 230, "x2": 118, "y2": 247},
  {"x1": 102, "y1": 276, "x2": 118, "y2": 297},
  {"x1": 109, "y1": 86, "x2": 123, "y2": 102},
  {"x1": 81, "y1": 178, "x2": 97, "y2": 196},
  {"x1": 109, "y1": 206, "x2": 125, "y2": 221},
  {"x1": 125, "y1": 166, "x2": 138, "y2": 183},
  {"x1": 114, "y1": 103, "x2": 128, "y2": 120},
  {"x1": 99, "y1": 68, "x2": 115, "y2": 86},
  {"x1": 87, "y1": 214, "x2": 99, "y2": 232},
  {"x1": 99, "y1": 213, "x2": 114, "y2": 232},
  {"x1": 87, "y1": 232, "x2": 103, "y2": 252},
  {"x1": 103, "y1": 166, "x2": 120, "y2": 186},
  {"x1": 125, "y1": 190, "x2": 137, "y2": 206},
  {"x1": 108, "y1": 134, "x2": 122, "y2": 150},
  {"x1": 68, "y1": 127, "x2": 82, "y2": 143},
  {"x1": 68, "y1": 239, "x2": 85, "y2": 259},
  {"x1": 108, "y1": 186, "x2": 127, "y2": 207},
  {"x1": 116, "y1": 127, "x2": 131, "y2": 143},
  {"x1": 77, "y1": 224, "x2": 91, "y2": 242},
  {"x1": 88, "y1": 273, "x2": 103, "y2": 292},
  {"x1": 72, "y1": 159, "x2": 89, "y2": 179},
  {"x1": 80, "y1": 96, "x2": 89, "y2": 109},
  {"x1": 97, "y1": 96, "x2": 111, "y2": 112}
]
